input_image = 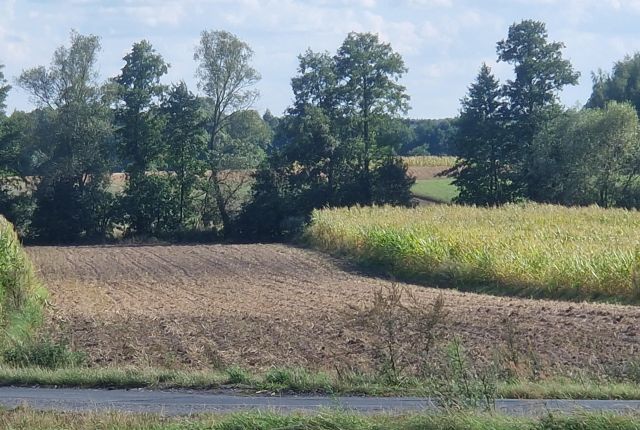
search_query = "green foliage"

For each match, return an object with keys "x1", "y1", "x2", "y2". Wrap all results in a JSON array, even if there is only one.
[
  {"x1": 195, "y1": 30, "x2": 261, "y2": 235},
  {"x1": 114, "y1": 40, "x2": 168, "y2": 174},
  {"x1": 0, "y1": 64, "x2": 9, "y2": 115},
  {"x1": 114, "y1": 40, "x2": 170, "y2": 236},
  {"x1": 17, "y1": 31, "x2": 115, "y2": 243},
  {"x1": 450, "y1": 20, "x2": 581, "y2": 206},
  {"x1": 2, "y1": 337, "x2": 86, "y2": 369},
  {"x1": 451, "y1": 64, "x2": 516, "y2": 205},
  {"x1": 117, "y1": 174, "x2": 175, "y2": 237},
  {"x1": 531, "y1": 102, "x2": 640, "y2": 207},
  {"x1": 0, "y1": 217, "x2": 46, "y2": 345},
  {"x1": 497, "y1": 20, "x2": 580, "y2": 198},
  {"x1": 162, "y1": 81, "x2": 208, "y2": 231},
  {"x1": 588, "y1": 52, "x2": 640, "y2": 114},
  {"x1": 400, "y1": 118, "x2": 457, "y2": 155},
  {"x1": 240, "y1": 32, "x2": 414, "y2": 238}
]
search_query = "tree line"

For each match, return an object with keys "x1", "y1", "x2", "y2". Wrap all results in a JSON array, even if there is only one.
[
  {"x1": 0, "y1": 30, "x2": 428, "y2": 242},
  {"x1": 3, "y1": 20, "x2": 640, "y2": 244},
  {"x1": 451, "y1": 20, "x2": 640, "y2": 209}
]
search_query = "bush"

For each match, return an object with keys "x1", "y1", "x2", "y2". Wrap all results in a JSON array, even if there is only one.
[{"x1": 0, "y1": 216, "x2": 46, "y2": 344}]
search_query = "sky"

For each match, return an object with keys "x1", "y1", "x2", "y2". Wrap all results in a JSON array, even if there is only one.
[{"x1": 1, "y1": 0, "x2": 640, "y2": 119}]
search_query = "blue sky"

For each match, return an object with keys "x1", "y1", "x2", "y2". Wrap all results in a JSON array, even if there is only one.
[{"x1": 1, "y1": 0, "x2": 640, "y2": 118}]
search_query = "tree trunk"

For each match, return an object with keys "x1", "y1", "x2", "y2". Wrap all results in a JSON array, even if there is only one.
[{"x1": 209, "y1": 169, "x2": 231, "y2": 236}]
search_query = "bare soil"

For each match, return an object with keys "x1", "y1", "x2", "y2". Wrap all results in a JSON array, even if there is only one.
[
  {"x1": 408, "y1": 166, "x2": 448, "y2": 180},
  {"x1": 27, "y1": 244, "x2": 640, "y2": 374}
]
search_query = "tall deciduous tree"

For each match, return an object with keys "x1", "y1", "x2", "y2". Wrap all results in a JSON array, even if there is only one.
[
  {"x1": 194, "y1": 30, "x2": 260, "y2": 234},
  {"x1": 335, "y1": 32, "x2": 410, "y2": 202},
  {"x1": 18, "y1": 31, "x2": 114, "y2": 242},
  {"x1": 114, "y1": 40, "x2": 169, "y2": 235},
  {"x1": 162, "y1": 81, "x2": 207, "y2": 229},
  {"x1": 452, "y1": 64, "x2": 513, "y2": 205},
  {"x1": 497, "y1": 20, "x2": 579, "y2": 197}
]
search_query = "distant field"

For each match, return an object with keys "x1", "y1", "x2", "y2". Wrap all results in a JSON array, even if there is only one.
[
  {"x1": 402, "y1": 155, "x2": 456, "y2": 167},
  {"x1": 411, "y1": 178, "x2": 458, "y2": 203},
  {"x1": 305, "y1": 204, "x2": 640, "y2": 303}
]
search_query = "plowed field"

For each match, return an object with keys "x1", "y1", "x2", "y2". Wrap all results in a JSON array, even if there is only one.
[{"x1": 27, "y1": 244, "x2": 640, "y2": 373}]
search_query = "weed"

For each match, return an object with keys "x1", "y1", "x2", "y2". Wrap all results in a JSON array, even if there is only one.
[
  {"x1": 225, "y1": 366, "x2": 251, "y2": 385},
  {"x1": 2, "y1": 337, "x2": 86, "y2": 369},
  {"x1": 431, "y1": 337, "x2": 498, "y2": 411},
  {"x1": 351, "y1": 282, "x2": 447, "y2": 385}
]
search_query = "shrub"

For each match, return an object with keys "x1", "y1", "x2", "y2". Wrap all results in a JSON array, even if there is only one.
[{"x1": 0, "y1": 216, "x2": 46, "y2": 345}]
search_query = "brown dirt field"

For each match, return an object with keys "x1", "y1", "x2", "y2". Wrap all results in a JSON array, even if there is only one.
[
  {"x1": 408, "y1": 166, "x2": 448, "y2": 180},
  {"x1": 27, "y1": 244, "x2": 640, "y2": 374}
]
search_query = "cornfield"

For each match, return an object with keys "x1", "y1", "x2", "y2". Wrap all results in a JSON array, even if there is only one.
[
  {"x1": 305, "y1": 204, "x2": 640, "y2": 302},
  {"x1": 402, "y1": 156, "x2": 457, "y2": 167}
]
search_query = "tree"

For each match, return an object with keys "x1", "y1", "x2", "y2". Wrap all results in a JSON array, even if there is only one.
[
  {"x1": 113, "y1": 40, "x2": 170, "y2": 236},
  {"x1": 0, "y1": 64, "x2": 9, "y2": 115},
  {"x1": 162, "y1": 81, "x2": 207, "y2": 230},
  {"x1": 194, "y1": 30, "x2": 260, "y2": 234},
  {"x1": 451, "y1": 64, "x2": 513, "y2": 205},
  {"x1": 497, "y1": 20, "x2": 579, "y2": 197},
  {"x1": 18, "y1": 31, "x2": 114, "y2": 243},
  {"x1": 587, "y1": 53, "x2": 640, "y2": 115},
  {"x1": 335, "y1": 32, "x2": 410, "y2": 202},
  {"x1": 239, "y1": 33, "x2": 414, "y2": 238},
  {"x1": 531, "y1": 102, "x2": 640, "y2": 207}
]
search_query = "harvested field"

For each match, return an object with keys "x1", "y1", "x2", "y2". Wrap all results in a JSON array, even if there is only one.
[{"x1": 27, "y1": 244, "x2": 640, "y2": 374}]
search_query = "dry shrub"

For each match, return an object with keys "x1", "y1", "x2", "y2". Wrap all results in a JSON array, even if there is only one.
[{"x1": 350, "y1": 282, "x2": 447, "y2": 384}]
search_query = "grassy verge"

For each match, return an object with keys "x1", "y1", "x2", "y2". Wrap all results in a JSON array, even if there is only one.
[
  {"x1": 305, "y1": 204, "x2": 640, "y2": 303},
  {"x1": 1, "y1": 366, "x2": 640, "y2": 400},
  {"x1": 1, "y1": 408, "x2": 640, "y2": 430},
  {"x1": 411, "y1": 178, "x2": 458, "y2": 203},
  {"x1": 0, "y1": 216, "x2": 47, "y2": 345}
]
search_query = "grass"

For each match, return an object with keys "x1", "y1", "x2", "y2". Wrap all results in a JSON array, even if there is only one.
[
  {"x1": 1, "y1": 408, "x2": 640, "y2": 430},
  {"x1": 1, "y1": 365, "x2": 640, "y2": 400},
  {"x1": 305, "y1": 204, "x2": 640, "y2": 303},
  {"x1": 402, "y1": 155, "x2": 457, "y2": 167},
  {"x1": 0, "y1": 216, "x2": 47, "y2": 346},
  {"x1": 411, "y1": 178, "x2": 459, "y2": 203}
]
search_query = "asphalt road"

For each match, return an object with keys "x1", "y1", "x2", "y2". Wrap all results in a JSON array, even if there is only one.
[{"x1": 1, "y1": 387, "x2": 640, "y2": 416}]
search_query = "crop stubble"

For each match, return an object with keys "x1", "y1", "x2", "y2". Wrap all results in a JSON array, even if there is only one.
[{"x1": 27, "y1": 244, "x2": 640, "y2": 373}]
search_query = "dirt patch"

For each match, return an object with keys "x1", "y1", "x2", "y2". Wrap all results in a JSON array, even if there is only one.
[
  {"x1": 27, "y1": 244, "x2": 640, "y2": 373},
  {"x1": 408, "y1": 166, "x2": 449, "y2": 180}
]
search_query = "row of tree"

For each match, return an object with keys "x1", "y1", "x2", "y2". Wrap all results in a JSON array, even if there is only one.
[
  {"x1": 0, "y1": 30, "x2": 419, "y2": 242},
  {"x1": 4, "y1": 20, "x2": 640, "y2": 243},
  {"x1": 452, "y1": 20, "x2": 640, "y2": 209}
]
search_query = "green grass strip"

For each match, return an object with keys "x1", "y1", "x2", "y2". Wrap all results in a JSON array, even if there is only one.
[
  {"x1": 1, "y1": 366, "x2": 640, "y2": 400},
  {"x1": 2, "y1": 409, "x2": 640, "y2": 430}
]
